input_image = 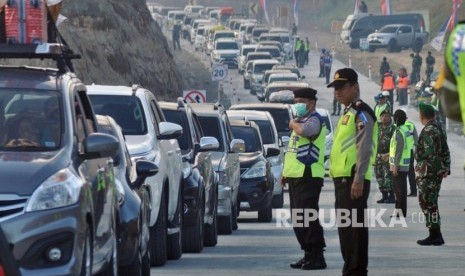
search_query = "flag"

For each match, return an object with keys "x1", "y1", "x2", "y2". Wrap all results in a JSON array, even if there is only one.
[
  {"x1": 430, "y1": 0, "x2": 463, "y2": 51},
  {"x1": 260, "y1": 0, "x2": 270, "y2": 24},
  {"x1": 354, "y1": 0, "x2": 360, "y2": 15},
  {"x1": 430, "y1": 17, "x2": 450, "y2": 51},
  {"x1": 381, "y1": 0, "x2": 391, "y2": 15},
  {"x1": 294, "y1": 0, "x2": 300, "y2": 26}
]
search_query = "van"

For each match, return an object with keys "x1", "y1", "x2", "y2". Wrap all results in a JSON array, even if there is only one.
[{"x1": 342, "y1": 13, "x2": 426, "y2": 48}]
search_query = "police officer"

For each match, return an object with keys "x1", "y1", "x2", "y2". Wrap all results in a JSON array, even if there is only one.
[
  {"x1": 374, "y1": 91, "x2": 391, "y2": 122},
  {"x1": 328, "y1": 68, "x2": 377, "y2": 276},
  {"x1": 436, "y1": 20, "x2": 465, "y2": 172},
  {"x1": 282, "y1": 88, "x2": 327, "y2": 270},
  {"x1": 415, "y1": 103, "x2": 450, "y2": 245},
  {"x1": 295, "y1": 38, "x2": 302, "y2": 67},
  {"x1": 323, "y1": 52, "x2": 333, "y2": 85},
  {"x1": 374, "y1": 108, "x2": 396, "y2": 203},
  {"x1": 389, "y1": 109, "x2": 413, "y2": 217},
  {"x1": 425, "y1": 51, "x2": 435, "y2": 80},
  {"x1": 379, "y1": 56, "x2": 390, "y2": 83},
  {"x1": 304, "y1": 37, "x2": 310, "y2": 65}
]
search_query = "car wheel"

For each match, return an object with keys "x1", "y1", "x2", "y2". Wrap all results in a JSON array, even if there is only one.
[
  {"x1": 182, "y1": 192, "x2": 204, "y2": 253},
  {"x1": 204, "y1": 203, "x2": 218, "y2": 247},
  {"x1": 141, "y1": 240, "x2": 151, "y2": 276},
  {"x1": 102, "y1": 225, "x2": 118, "y2": 275},
  {"x1": 123, "y1": 242, "x2": 142, "y2": 276},
  {"x1": 258, "y1": 204, "x2": 273, "y2": 222},
  {"x1": 217, "y1": 201, "x2": 233, "y2": 235},
  {"x1": 368, "y1": 45, "x2": 375, "y2": 52},
  {"x1": 150, "y1": 189, "x2": 167, "y2": 266},
  {"x1": 80, "y1": 225, "x2": 93, "y2": 276},
  {"x1": 244, "y1": 80, "x2": 250, "y2": 89},
  {"x1": 387, "y1": 40, "x2": 397, "y2": 53},
  {"x1": 167, "y1": 189, "x2": 182, "y2": 260},
  {"x1": 272, "y1": 191, "x2": 284, "y2": 208}
]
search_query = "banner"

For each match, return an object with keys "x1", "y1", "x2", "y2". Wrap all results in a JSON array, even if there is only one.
[
  {"x1": 260, "y1": 0, "x2": 270, "y2": 24},
  {"x1": 381, "y1": 0, "x2": 391, "y2": 15},
  {"x1": 294, "y1": 0, "x2": 300, "y2": 26},
  {"x1": 353, "y1": 0, "x2": 360, "y2": 15}
]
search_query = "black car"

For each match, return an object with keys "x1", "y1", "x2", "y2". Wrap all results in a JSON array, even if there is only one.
[
  {"x1": 229, "y1": 120, "x2": 280, "y2": 222},
  {"x1": 96, "y1": 115, "x2": 159, "y2": 275},
  {"x1": 160, "y1": 99, "x2": 220, "y2": 252}
]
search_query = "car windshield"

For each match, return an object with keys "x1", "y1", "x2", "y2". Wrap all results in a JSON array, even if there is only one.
[
  {"x1": 0, "y1": 89, "x2": 62, "y2": 150},
  {"x1": 216, "y1": 41, "x2": 238, "y2": 50},
  {"x1": 248, "y1": 54, "x2": 271, "y2": 62},
  {"x1": 162, "y1": 109, "x2": 191, "y2": 152},
  {"x1": 379, "y1": 26, "x2": 398, "y2": 33},
  {"x1": 242, "y1": 47, "x2": 256, "y2": 57},
  {"x1": 254, "y1": 63, "x2": 277, "y2": 74},
  {"x1": 197, "y1": 116, "x2": 224, "y2": 152},
  {"x1": 257, "y1": 48, "x2": 280, "y2": 57},
  {"x1": 270, "y1": 77, "x2": 298, "y2": 83},
  {"x1": 253, "y1": 29, "x2": 268, "y2": 37},
  {"x1": 88, "y1": 95, "x2": 147, "y2": 135},
  {"x1": 215, "y1": 32, "x2": 235, "y2": 40},
  {"x1": 279, "y1": 35, "x2": 290, "y2": 43},
  {"x1": 231, "y1": 126, "x2": 260, "y2": 153},
  {"x1": 251, "y1": 120, "x2": 275, "y2": 144},
  {"x1": 197, "y1": 28, "x2": 205, "y2": 35}
]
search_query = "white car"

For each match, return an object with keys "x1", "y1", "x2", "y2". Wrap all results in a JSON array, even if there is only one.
[
  {"x1": 210, "y1": 38, "x2": 240, "y2": 68},
  {"x1": 87, "y1": 84, "x2": 184, "y2": 266},
  {"x1": 237, "y1": 44, "x2": 258, "y2": 74}
]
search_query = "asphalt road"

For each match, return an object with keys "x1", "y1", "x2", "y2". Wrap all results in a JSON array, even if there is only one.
[{"x1": 153, "y1": 33, "x2": 465, "y2": 275}]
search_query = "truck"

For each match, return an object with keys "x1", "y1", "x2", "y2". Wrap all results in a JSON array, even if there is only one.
[{"x1": 367, "y1": 24, "x2": 429, "y2": 53}]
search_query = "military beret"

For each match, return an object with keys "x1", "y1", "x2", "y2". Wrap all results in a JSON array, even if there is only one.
[
  {"x1": 419, "y1": 103, "x2": 435, "y2": 114},
  {"x1": 293, "y1": 87, "x2": 317, "y2": 100}
]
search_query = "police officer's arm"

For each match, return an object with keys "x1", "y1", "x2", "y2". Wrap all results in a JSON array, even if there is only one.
[
  {"x1": 352, "y1": 110, "x2": 375, "y2": 199},
  {"x1": 290, "y1": 116, "x2": 321, "y2": 138}
]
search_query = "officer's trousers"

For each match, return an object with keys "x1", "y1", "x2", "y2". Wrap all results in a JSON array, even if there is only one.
[
  {"x1": 408, "y1": 150, "x2": 417, "y2": 194},
  {"x1": 334, "y1": 177, "x2": 370, "y2": 276},
  {"x1": 393, "y1": 171, "x2": 408, "y2": 216},
  {"x1": 288, "y1": 173, "x2": 325, "y2": 252}
]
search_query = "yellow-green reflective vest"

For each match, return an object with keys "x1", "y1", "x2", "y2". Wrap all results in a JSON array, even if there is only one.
[
  {"x1": 283, "y1": 114, "x2": 326, "y2": 178},
  {"x1": 389, "y1": 126, "x2": 412, "y2": 169},
  {"x1": 374, "y1": 103, "x2": 389, "y2": 122},
  {"x1": 403, "y1": 121, "x2": 415, "y2": 151},
  {"x1": 330, "y1": 106, "x2": 378, "y2": 180}
]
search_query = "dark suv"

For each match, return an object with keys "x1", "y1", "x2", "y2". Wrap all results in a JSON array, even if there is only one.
[
  {"x1": 160, "y1": 99, "x2": 220, "y2": 252},
  {"x1": 0, "y1": 45, "x2": 120, "y2": 275},
  {"x1": 229, "y1": 120, "x2": 280, "y2": 222}
]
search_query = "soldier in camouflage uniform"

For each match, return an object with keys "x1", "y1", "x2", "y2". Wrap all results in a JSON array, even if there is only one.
[
  {"x1": 374, "y1": 109, "x2": 396, "y2": 203},
  {"x1": 415, "y1": 103, "x2": 450, "y2": 246}
]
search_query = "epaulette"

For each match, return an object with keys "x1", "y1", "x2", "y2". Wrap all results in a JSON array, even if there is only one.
[{"x1": 353, "y1": 100, "x2": 377, "y2": 121}]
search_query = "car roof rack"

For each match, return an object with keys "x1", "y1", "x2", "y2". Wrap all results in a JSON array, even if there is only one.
[{"x1": 0, "y1": 43, "x2": 81, "y2": 73}]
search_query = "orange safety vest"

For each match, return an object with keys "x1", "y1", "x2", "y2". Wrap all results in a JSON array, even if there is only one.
[
  {"x1": 382, "y1": 76, "x2": 395, "y2": 90},
  {"x1": 397, "y1": 76, "x2": 409, "y2": 89}
]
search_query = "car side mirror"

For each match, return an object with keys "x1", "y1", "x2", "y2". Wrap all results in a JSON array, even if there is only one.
[
  {"x1": 199, "y1": 136, "x2": 220, "y2": 151},
  {"x1": 158, "y1": 122, "x2": 183, "y2": 140},
  {"x1": 83, "y1": 133, "x2": 120, "y2": 159},
  {"x1": 132, "y1": 160, "x2": 159, "y2": 189},
  {"x1": 266, "y1": 147, "x2": 281, "y2": 157},
  {"x1": 281, "y1": 136, "x2": 290, "y2": 147},
  {"x1": 301, "y1": 75, "x2": 306, "y2": 79},
  {"x1": 230, "y1": 138, "x2": 245, "y2": 153}
]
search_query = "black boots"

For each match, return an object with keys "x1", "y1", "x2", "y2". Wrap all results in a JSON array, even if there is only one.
[
  {"x1": 290, "y1": 250, "x2": 327, "y2": 270},
  {"x1": 417, "y1": 228, "x2": 445, "y2": 246},
  {"x1": 377, "y1": 191, "x2": 395, "y2": 203},
  {"x1": 301, "y1": 249, "x2": 327, "y2": 270},
  {"x1": 377, "y1": 192, "x2": 388, "y2": 203},
  {"x1": 290, "y1": 251, "x2": 310, "y2": 269}
]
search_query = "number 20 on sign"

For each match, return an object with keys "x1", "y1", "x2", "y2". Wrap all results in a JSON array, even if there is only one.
[{"x1": 212, "y1": 64, "x2": 228, "y2": 81}]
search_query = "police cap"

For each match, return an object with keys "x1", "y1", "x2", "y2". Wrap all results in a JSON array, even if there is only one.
[{"x1": 293, "y1": 87, "x2": 317, "y2": 100}]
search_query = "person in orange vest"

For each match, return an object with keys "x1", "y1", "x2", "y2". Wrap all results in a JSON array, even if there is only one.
[
  {"x1": 382, "y1": 70, "x2": 395, "y2": 113},
  {"x1": 397, "y1": 68, "x2": 410, "y2": 106}
]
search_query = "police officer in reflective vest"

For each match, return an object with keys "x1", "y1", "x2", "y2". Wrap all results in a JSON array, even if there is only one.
[
  {"x1": 328, "y1": 68, "x2": 378, "y2": 276},
  {"x1": 282, "y1": 87, "x2": 327, "y2": 270},
  {"x1": 389, "y1": 109, "x2": 414, "y2": 217}
]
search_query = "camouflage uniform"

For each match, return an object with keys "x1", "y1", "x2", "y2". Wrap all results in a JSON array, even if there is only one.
[
  {"x1": 375, "y1": 123, "x2": 395, "y2": 192},
  {"x1": 414, "y1": 121, "x2": 450, "y2": 230}
]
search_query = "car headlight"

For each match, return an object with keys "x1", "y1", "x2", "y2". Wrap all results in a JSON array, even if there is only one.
[
  {"x1": 241, "y1": 161, "x2": 267, "y2": 179},
  {"x1": 268, "y1": 155, "x2": 282, "y2": 166},
  {"x1": 26, "y1": 168, "x2": 82, "y2": 212}
]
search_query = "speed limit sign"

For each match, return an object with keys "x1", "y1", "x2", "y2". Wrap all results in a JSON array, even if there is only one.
[{"x1": 212, "y1": 64, "x2": 228, "y2": 81}]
